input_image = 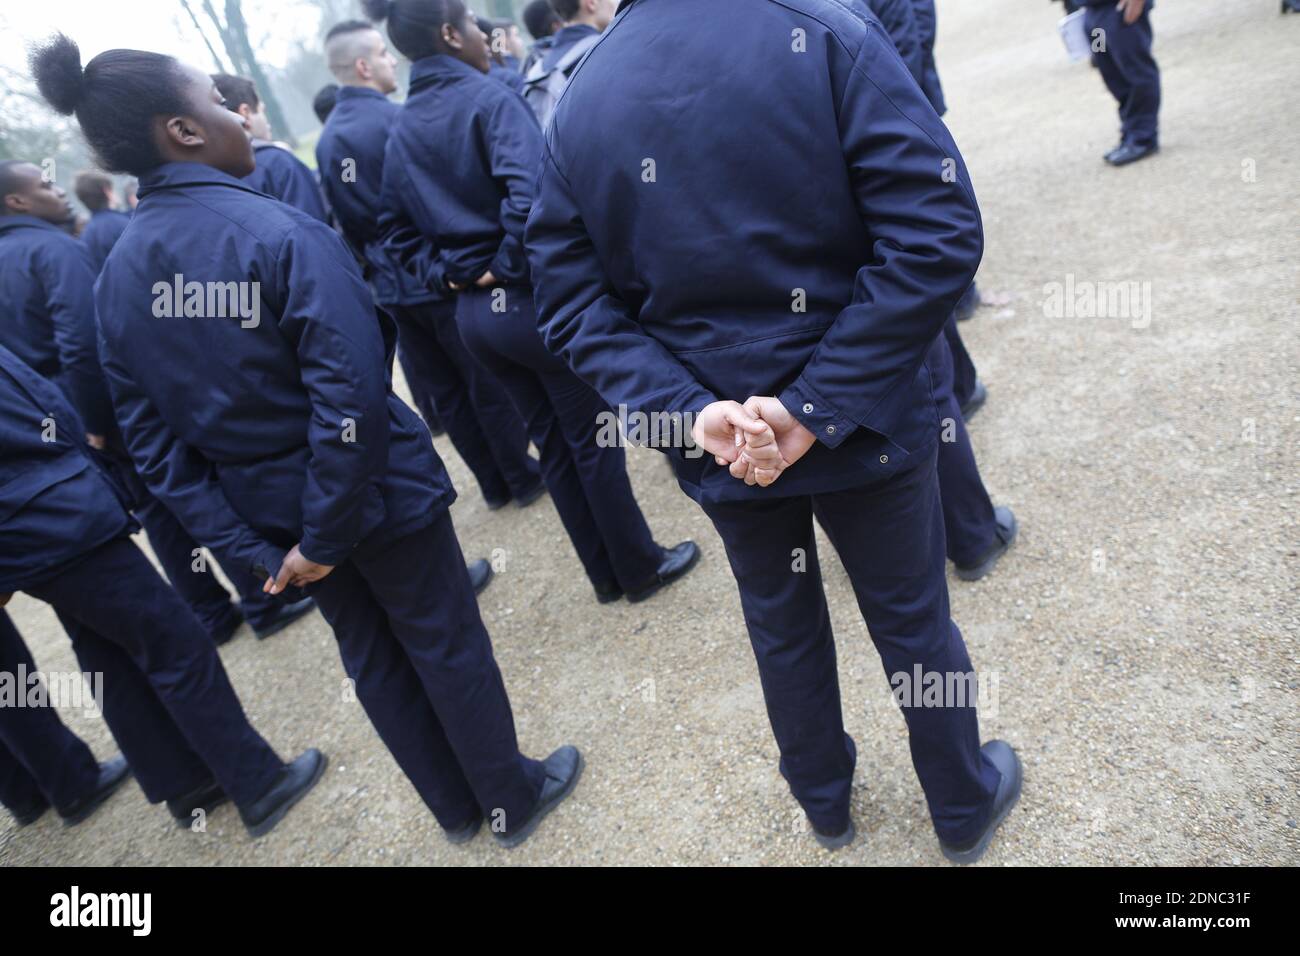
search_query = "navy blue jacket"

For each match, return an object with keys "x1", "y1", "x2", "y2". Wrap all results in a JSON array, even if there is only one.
[
  {"x1": 93, "y1": 162, "x2": 453, "y2": 578},
  {"x1": 541, "y1": 24, "x2": 600, "y2": 72},
  {"x1": 0, "y1": 344, "x2": 134, "y2": 593},
  {"x1": 908, "y1": 0, "x2": 946, "y2": 114},
  {"x1": 860, "y1": 0, "x2": 923, "y2": 84},
  {"x1": 0, "y1": 214, "x2": 116, "y2": 436},
  {"x1": 382, "y1": 55, "x2": 542, "y2": 288},
  {"x1": 315, "y1": 86, "x2": 435, "y2": 306},
  {"x1": 526, "y1": 0, "x2": 982, "y2": 503},
  {"x1": 80, "y1": 208, "x2": 131, "y2": 274},
  {"x1": 490, "y1": 62, "x2": 525, "y2": 93},
  {"x1": 243, "y1": 141, "x2": 329, "y2": 223}
]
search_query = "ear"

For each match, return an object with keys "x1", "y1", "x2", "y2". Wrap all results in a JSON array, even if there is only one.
[
  {"x1": 162, "y1": 115, "x2": 207, "y2": 149},
  {"x1": 2, "y1": 193, "x2": 26, "y2": 214},
  {"x1": 356, "y1": 56, "x2": 373, "y2": 80},
  {"x1": 442, "y1": 22, "x2": 464, "y2": 52}
]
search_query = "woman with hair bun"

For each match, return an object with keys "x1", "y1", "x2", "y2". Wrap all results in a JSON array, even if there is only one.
[
  {"x1": 28, "y1": 32, "x2": 578, "y2": 848},
  {"x1": 370, "y1": 0, "x2": 703, "y2": 608}
]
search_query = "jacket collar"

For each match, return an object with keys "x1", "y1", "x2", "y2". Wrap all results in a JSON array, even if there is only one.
[
  {"x1": 136, "y1": 161, "x2": 264, "y2": 201},
  {"x1": 408, "y1": 53, "x2": 488, "y2": 93},
  {"x1": 0, "y1": 213, "x2": 65, "y2": 238},
  {"x1": 335, "y1": 85, "x2": 390, "y2": 103},
  {"x1": 553, "y1": 23, "x2": 600, "y2": 45}
]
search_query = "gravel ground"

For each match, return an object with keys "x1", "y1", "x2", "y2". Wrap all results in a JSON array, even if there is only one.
[{"x1": 2, "y1": 0, "x2": 1296, "y2": 867}]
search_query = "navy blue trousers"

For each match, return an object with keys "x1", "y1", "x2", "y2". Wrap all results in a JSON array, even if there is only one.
[
  {"x1": 396, "y1": 344, "x2": 443, "y2": 434},
  {"x1": 943, "y1": 314, "x2": 978, "y2": 411},
  {"x1": 456, "y1": 285, "x2": 663, "y2": 593},
  {"x1": 1087, "y1": 5, "x2": 1161, "y2": 147},
  {"x1": 389, "y1": 300, "x2": 541, "y2": 506},
  {"x1": 306, "y1": 512, "x2": 545, "y2": 835},
  {"x1": 930, "y1": 333, "x2": 998, "y2": 566},
  {"x1": 0, "y1": 610, "x2": 101, "y2": 816},
  {"x1": 22, "y1": 537, "x2": 284, "y2": 807},
  {"x1": 109, "y1": 456, "x2": 286, "y2": 636},
  {"x1": 700, "y1": 447, "x2": 1000, "y2": 843}
]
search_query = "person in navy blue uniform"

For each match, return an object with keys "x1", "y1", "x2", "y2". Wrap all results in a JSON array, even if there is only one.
[
  {"x1": 312, "y1": 82, "x2": 340, "y2": 123},
  {"x1": 0, "y1": 335, "x2": 324, "y2": 835},
  {"x1": 320, "y1": 19, "x2": 544, "y2": 511},
  {"x1": 0, "y1": 609, "x2": 132, "y2": 827},
  {"x1": 369, "y1": 0, "x2": 701, "y2": 605},
  {"x1": 478, "y1": 17, "x2": 525, "y2": 92},
  {"x1": 909, "y1": 0, "x2": 946, "y2": 116},
  {"x1": 845, "y1": 0, "x2": 1016, "y2": 579},
  {"x1": 526, "y1": 0, "x2": 1022, "y2": 859},
  {"x1": 211, "y1": 73, "x2": 329, "y2": 221},
  {"x1": 540, "y1": 0, "x2": 612, "y2": 71},
  {"x1": 520, "y1": 0, "x2": 561, "y2": 74},
  {"x1": 1083, "y1": 0, "x2": 1161, "y2": 166},
  {"x1": 72, "y1": 169, "x2": 130, "y2": 273},
  {"x1": 34, "y1": 33, "x2": 581, "y2": 847},
  {"x1": 0, "y1": 159, "x2": 313, "y2": 645}
]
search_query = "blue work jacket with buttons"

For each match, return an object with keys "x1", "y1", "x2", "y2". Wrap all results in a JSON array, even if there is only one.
[
  {"x1": 80, "y1": 208, "x2": 131, "y2": 274},
  {"x1": 93, "y1": 162, "x2": 453, "y2": 579},
  {"x1": 381, "y1": 54, "x2": 542, "y2": 289},
  {"x1": 316, "y1": 85, "x2": 437, "y2": 306},
  {"x1": 526, "y1": 0, "x2": 983, "y2": 503},
  {"x1": 244, "y1": 140, "x2": 330, "y2": 223},
  {"x1": 0, "y1": 214, "x2": 116, "y2": 437},
  {"x1": 0, "y1": 343, "x2": 135, "y2": 593}
]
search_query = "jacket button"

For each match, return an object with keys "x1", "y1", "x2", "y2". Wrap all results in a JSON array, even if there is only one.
[
  {"x1": 802, "y1": 403, "x2": 814, "y2": 414},
  {"x1": 826, "y1": 424, "x2": 836, "y2": 435},
  {"x1": 879, "y1": 454, "x2": 889, "y2": 464}
]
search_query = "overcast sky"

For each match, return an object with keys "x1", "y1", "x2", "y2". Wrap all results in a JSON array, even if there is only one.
[{"x1": 0, "y1": 1, "x2": 319, "y2": 77}]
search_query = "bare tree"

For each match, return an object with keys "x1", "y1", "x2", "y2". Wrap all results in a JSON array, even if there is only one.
[{"x1": 190, "y1": 0, "x2": 297, "y2": 146}]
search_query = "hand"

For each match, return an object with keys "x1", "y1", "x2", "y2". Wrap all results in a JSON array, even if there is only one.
[
  {"x1": 474, "y1": 269, "x2": 497, "y2": 288},
  {"x1": 728, "y1": 418, "x2": 788, "y2": 487},
  {"x1": 691, "y1": 400, "x2": 771, "y2": 466},
  {"x1": 1117, "y1": 0, "x2": 1145, "y2": 25},
  {"x1": 265, "y1": 544, "x2": 334, "y2": 594},
  {"x1": 739, "y1": 396, "x2": 817, "y2": 485},
  {"x1": 85, "y1": 433, "x2": 106, "y2": 450}
]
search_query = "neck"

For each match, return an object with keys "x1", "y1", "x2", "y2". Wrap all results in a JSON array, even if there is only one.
[{"x1": 343, "y1": 76, "x2": 387, "y2": 94}]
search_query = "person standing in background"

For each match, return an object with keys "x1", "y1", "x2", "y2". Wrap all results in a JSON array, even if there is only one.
[{"x1": 1082, "y1": 0, "x2": 1160, "y2": 166}]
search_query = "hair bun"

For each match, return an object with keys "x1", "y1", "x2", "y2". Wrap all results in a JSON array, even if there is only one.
[
  {"x1": 29, "y1": 33, "x2": 85, "y2": 116},
  {"x1": 361, "y1": 0, "x2": 395, "y2": 23}
]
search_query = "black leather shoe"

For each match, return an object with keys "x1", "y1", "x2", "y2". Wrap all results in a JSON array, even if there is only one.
[
  {"x1": 954, "y1": 506, "x2": 1017, "y2": 582},
  {"x1": 239, "y1": 748, "x2": 327, "y2": 838},
  {"x1": 626, "y1": 541, "x2": 701, "y2": 603},
  {"x1": 11, "y1": 796, "x2": 50, "y2": 827},
  {"x1": 468, "y1": 559, "x2": 494, "y2": 595},
  {"x1": 167, "y1": 778, "x2": 230, "y2": 829},
  {"x1": 954, "y1": 284, "x2": 982, "y2": 322},
  {"x1": 1104, "y1": 141, "x2": 1158, "y2": 166},
  {"x1": 1283, "y1": 0, "x2": 1299, "y2": 14},
  {"x1": 811, "y1": 735, "x2": 857, "y2": 850},
  {"x1": 494, "y1": 745, "x2": 583, "y2": 849},
  {"x1": 210, "y1": 606, "x2": 244, "y2": 646},
  {"x1": 251, "y1": 596, "x2": 315, "y2": 640},
  {"x1": 593, "y1": 582, "x2": 624, "y2": 604},
  {"x1": 59, "y1": 755, "x2": 132, "y2": 826},
  {"x1": 513, "y1": 481, "x2": 547, "y2": 508},
  {"x1": 939, "y1": 740, "x2": 1022, "y2": 864},
  {"x1": 445, "y1": 814, "x2": 483, "y2": 844},
  {"x1": 484, "y1": 494, "x2": 511, "y2": 511},
  {"x1": 960, "y1": 380, "x2": 988, "y2": 422}
]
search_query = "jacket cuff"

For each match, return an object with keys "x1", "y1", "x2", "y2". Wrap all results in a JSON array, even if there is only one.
[
  {"x1": 252, "y1": 544, "x2": 290, "y2": 585},
  {"x1": 778, "y1": 378, "x2": 857, "y2": 450},
  {"x1": 297, "y1": 534, "x2": 355, "y2": 568}
]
